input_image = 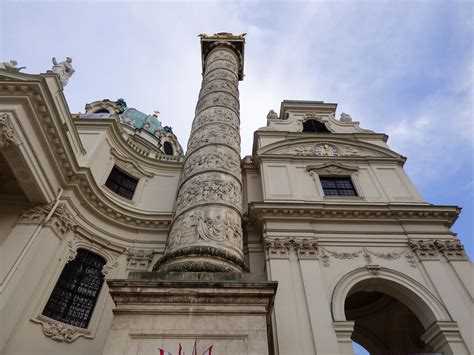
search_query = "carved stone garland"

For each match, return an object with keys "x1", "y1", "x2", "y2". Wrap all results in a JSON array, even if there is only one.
[
  {"x1": 154, "y1": 36, "x2": 247, "y2": 272},
  {"x1": 319, "y1": 247, "x2": 417, "y2": 268}
]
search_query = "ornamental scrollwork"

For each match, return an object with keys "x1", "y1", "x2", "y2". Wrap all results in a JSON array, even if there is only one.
[
  {"x1": 19, "y1": 202, "x2": 54, "y2": 224},
  {"x1": 127, "y1": 249, "x2": 154, "y2": 270},
  {"x1": 408, "y1": 240, "x2": 439, "y2": 260},
  {"x1": 110, "y1": 148, "x2": 154, "y2": 178},
  {"x1": 272, "y1": 143, "x2": 380, "y2": 158},
  {"x1": 434, "y1": 240, "x2": 468, "y2": 260},
  {"x1": 32, "y1": 317, "x2": 87, "y2": 343},
  {"x1": 264, "y1": 237, "x2": 318, "y2": 260},
  {"x1": 0, "y1": 113, "x2": 21, "y2": 149},
  {"x1": 409, "y1": 239, "x2": 468, "y2": 261}
]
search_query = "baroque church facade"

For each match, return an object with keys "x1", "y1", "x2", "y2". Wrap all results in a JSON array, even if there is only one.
[{"x1": 0, "y1": 33, "x2": 472, "y2": 355}]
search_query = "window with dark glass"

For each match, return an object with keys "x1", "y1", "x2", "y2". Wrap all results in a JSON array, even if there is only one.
[
  {"x1": 163, "y1": 141, "x2": 174, "y2": 155},
  {"x1": 320, "y1": 177, "x2": 357, "y2": 196},
  {"x1": 42, "y1": 249, "x2": 106, "y2": 329},
  {"x1": 105, "y1": 166, "x2": 138, "y2": 200},
  {"x1": 302, "y1": 119, "x2": 331, "y2": 133}
]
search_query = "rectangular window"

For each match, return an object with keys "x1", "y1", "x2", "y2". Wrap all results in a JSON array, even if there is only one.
[
  {"x1": 320, "y1": 177, "x2": 357, "y2": 196},
  {"x1": 105, "y1": 166, "x2": 138, "y2": 200},
  {"x1": 42, "y1": 249, "x2": 106, "y2": 328}
]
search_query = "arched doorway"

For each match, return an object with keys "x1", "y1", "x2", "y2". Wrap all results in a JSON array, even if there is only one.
[
  {"x1": 331, "y1": 267, "x2": 467, "y2": 355},
  {"x1": 345, "y1": 287, "x2": 432, "y2": 353}
]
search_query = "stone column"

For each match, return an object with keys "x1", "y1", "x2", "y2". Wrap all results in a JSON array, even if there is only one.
[{"x1": 154, "y1": 34, "x2": 247, "y2": 272}]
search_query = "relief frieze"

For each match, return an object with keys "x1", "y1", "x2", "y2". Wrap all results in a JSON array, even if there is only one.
[
  {"x1": 198, "y1": 78, "x2": 239, "y2": 101},
  {"x1": 166, "y1": 207, "x2": 242, "y2": 253},
  {"x1": 192, "y1": 107, "x2": 239, "y2": 131},
  {"x1": 270, "y1": 143, "x2": 381, "y2": 158},
  {"x1": 203, "y1": 68, "x2": 238, "y2": 83},
  {"x1": 182, "y1": 146, "x2": 241, "y2": 182},
  {"x1": 206, "y1": 50, "x2": 239, "y2": 66},
  {"x1": 187, "y1": 123, "x2": 240, "y2": 153},
  {"x1": 204, "y1": 59, "x2": 239, "y2": 75},
  {"x1": 175, "y1": 173, "x2": 242, "y2": 214},
  {"x1": 195, "y1": 91, "x2": 240, "y2": 115}
]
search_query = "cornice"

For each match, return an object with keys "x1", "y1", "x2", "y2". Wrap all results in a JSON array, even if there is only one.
[
  {"x1": 249, "y1": 202, "x2": 460, "y2": 227},
  {"x1": 0, "y1": 78, "x2": 179, "y2": 230},
  {"x1": 74, "y1": 119, "x2": 184, "y2": 168},
  {"x1": 256, "y1": 135, "x2": 402, "y2": 160}
]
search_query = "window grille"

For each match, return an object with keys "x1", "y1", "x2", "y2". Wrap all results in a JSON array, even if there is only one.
[
  {"x1": 320, "y1": 177, "x2": 357, "y2": 196},
  {"x1": 302, "y1": 119, "x2": 331, "y2": 133},
  {"x1": 105, "y1": 166, "x2": 138, "y2": 200},
  {"x1": 42, "y1": 249, "x2": 106, "y2": 329}
]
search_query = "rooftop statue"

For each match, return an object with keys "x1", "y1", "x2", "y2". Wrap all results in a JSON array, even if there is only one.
[
  {"x1": 267, "y1": 109, "x2": 279, "y2": 120},
  {"x1": 51, "y1": 57, "x2": 75, "y2": 87},
  {"x1": 340, "y1": 112, "x2": 353, "y2": 122},
  {"x1": 0, "y1": 60, "x2": 26, "y2": 72}
]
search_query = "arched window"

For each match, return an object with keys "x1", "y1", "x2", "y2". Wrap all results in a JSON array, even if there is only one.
[
  {"x1": 93, "y1": 109, "x2": 110, "y2": 114},
  {"x1": 163, "y1": 141, "x2": 174, "y2": 155},
  {"x1": 302, "y1": 119, "x2": 331, "y2": 133},
  {"x1": 42, "y1": 249, "x2": 106, "y2": 328}
]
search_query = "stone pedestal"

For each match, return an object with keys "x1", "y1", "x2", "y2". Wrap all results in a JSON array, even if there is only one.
[{"x1": 102, "y1": 272, "x2": 277, "y2": 355}]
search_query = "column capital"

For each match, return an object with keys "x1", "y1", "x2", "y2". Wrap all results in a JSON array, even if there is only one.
[{"x1": 200, "y1": 32, "x2": 246, "y2": 80}]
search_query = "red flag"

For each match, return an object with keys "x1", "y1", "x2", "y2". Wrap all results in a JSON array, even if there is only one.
[
  {"x1": 178, "y1": 343, "x2": 184, "y2": 355},
  {"x1": 158, "y1": 348, "x2": 172, "y2": 355},
  {"x1": 202, "y1": 345, "x2": 213, "y2": 355},
  {"x1": 192, "y1": 340, "x2": 197, "y2": 355}
]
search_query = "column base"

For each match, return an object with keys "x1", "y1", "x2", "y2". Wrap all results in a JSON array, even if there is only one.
[
  {"x1": 103, "y1": 272, "x2": 277, "y2": 355},
  {"x1": 153, "y1": 245, "x2": 249, "y2": 272}
]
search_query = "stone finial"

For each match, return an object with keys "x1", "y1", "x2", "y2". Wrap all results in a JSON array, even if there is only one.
[
  {"x1": 0, "y1": 60, "x2": 26, "y2": 72},
  {"x1": 340, "y1": 112, "x2": 352, "y2": 122},
  {"x1": 51, "y1": 57, "x2": 75, "y2": 87},
  {"x1": 267, "y1": 109, "x2": 279, "y2": 120}
]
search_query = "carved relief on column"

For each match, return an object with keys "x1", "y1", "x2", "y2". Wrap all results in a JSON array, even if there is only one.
[
  {"x1": 195, "y1": 91, "x2": 240, "y2": 116},
  {"x1": 182, "y1": 145, "x2": 241, "y2": 183},
  {"x1": 198, "y1": 79, "x2": 239, "y2": 101},
  {"x1": 174, "y1": 172, "x2": 241, "y2": 215},
  {"x1": 186, "y1": 123, "x2": 241, "y2": 154},
  {"x1": 192, "y1": 106, "x2": 240, "y2": 131},
  {"x1": 154, "y1": 34, "x2": 246, "y2": 272}
]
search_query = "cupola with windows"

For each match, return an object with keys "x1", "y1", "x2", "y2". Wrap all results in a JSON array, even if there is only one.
[{"x1": 75, "y1": 98, "x2": 183, "y2": 156}]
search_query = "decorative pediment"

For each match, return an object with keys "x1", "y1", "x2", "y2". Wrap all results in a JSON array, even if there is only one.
[
  {"x1": 110, "y1": 148, "x2": 154, "y2": 178},
  {"x1": 306, "y1": 162, "x2": 358, "y2": 176},
  {"x1": 260, "y1": 139, "x2": 399, "y2": 159}
]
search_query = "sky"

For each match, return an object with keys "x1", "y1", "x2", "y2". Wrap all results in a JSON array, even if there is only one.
[
  {"x1": 2, "y1": 0, "x2": 472, "y2": 256},
  {"x1": 1, "y1": 1, "x2": 472, "y2": 351}
]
